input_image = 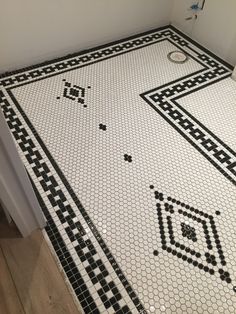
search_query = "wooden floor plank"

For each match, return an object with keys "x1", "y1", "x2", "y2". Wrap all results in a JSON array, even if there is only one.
[
  {"x1": 0, "y1": 247, "x2": 25, "y2": 314},
  {"x1": 0, "y1": 230, "x2": 80, "y2": 314}
]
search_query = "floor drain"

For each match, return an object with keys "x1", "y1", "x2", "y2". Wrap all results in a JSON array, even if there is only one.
[{"x1": 167, "y1": 50, "x2": 188, "y2": 64}]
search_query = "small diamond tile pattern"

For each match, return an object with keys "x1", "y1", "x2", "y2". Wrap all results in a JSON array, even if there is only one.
[{"x1": 1, "y1": 26, "x2": 236, "y2": 313}]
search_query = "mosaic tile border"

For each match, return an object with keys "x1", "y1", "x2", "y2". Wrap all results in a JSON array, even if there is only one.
[
  {"x1": 0, "y1": 25, "x2": 234, "y2": 313},
  {"x1": 141, "y1": 28, "x2": 234, "y2": 186}
]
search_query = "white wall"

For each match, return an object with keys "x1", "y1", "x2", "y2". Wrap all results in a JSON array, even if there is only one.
[
  {"x1": 0, "y1": 0, "x2": 172, "y2": 73},
  {"x1": 171, "y1": 0, "x2": 236, "y2": 66}
]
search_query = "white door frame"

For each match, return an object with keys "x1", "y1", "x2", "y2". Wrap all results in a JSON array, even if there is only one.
[{"x1": 0, "y1": 108, "x2": 46, "y2": 237}]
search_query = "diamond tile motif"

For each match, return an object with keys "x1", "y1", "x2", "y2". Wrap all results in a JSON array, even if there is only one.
[
  {"x1": 58, "y1": 79, "x2": 91, "y2": 108},
  {"x1": 0, "y1": 25, "x2": 236, "y2": 313},
  {"x1": 152, "y1": 186, "x2": 232, "y2": 283}
]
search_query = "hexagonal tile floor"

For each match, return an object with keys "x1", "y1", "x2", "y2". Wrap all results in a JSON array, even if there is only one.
[{"x1": 1, "y1": 25, "x2": 236, "y2": 313}]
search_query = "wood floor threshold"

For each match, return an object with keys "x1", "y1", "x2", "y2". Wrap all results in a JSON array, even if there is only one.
[{"x1": 0, "y1": 214, "x2": 81, "y2": 314}]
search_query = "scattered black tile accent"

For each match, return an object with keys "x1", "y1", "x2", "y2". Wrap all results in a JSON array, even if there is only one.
[
  {"x1": 99, "y1": 124, "x2": 107, "y2": 131},
  {"x1": 153, "y1": 250, "x2": 159, "y2": 256},
  {"x1": 151, "y1": 186, "x2": 234, "y2": 284},
  {"x1": 124, "y1": 154, "x2": 132, "y2": 162}
]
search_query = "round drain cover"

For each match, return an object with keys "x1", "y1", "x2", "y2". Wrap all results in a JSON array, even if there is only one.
[{"x1": 167, "y1": 51, "x2": 188, "y2": 64}]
